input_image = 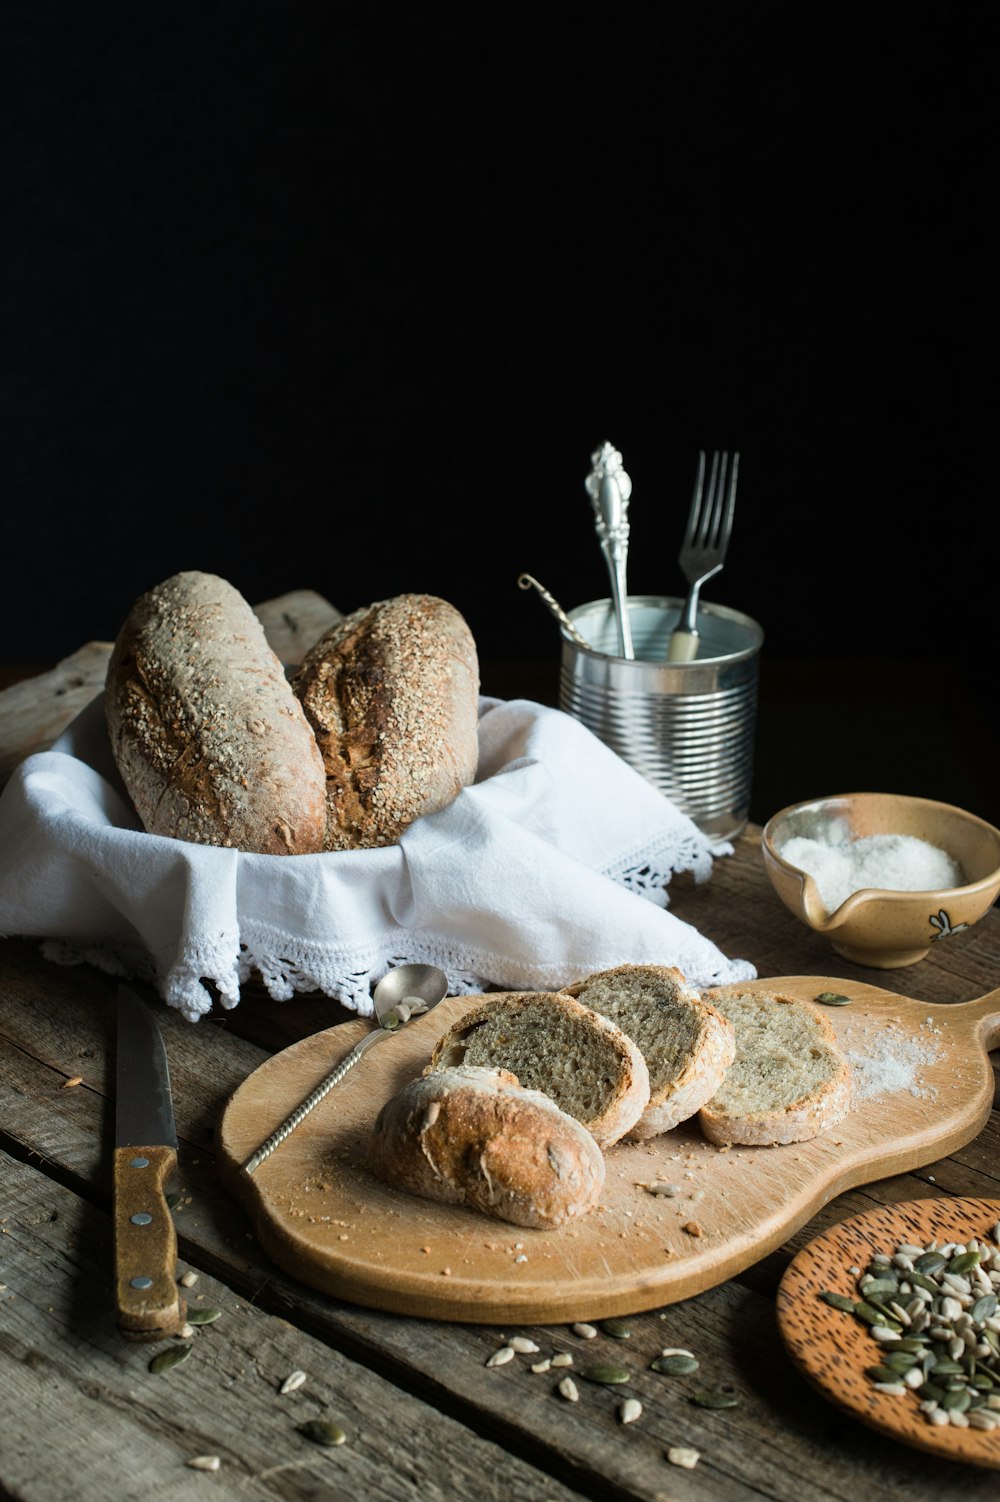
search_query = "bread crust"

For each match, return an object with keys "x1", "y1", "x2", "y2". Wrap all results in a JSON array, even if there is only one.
[
  {"x1": 292, "y1": 592, "x2": 480, "y2": 851},
  {"x1": 428, "y1": 991, "x2": 650, "y2": 1149},
  {"x1": 563, "y1": 963, "x2": 737, "y2": 1140},
  {"x1": 105, "y1": 570, "x2": 327, "y2": 854},
  {"x1": 367, "y1": 1065, "x2": 606, "y2": 1229},
  {"x1": 696, "y1": 989, "x2": 853, "y2": 1147}
]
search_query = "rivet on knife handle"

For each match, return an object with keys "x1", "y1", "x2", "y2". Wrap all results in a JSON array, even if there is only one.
[{"x1": 113, "y1": 1144, "x2": 185, "y2": 1339}]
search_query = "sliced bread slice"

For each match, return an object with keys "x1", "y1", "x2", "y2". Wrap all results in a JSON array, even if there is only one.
[
  {"x1": 562, "y1": 963, "x2": 736, "y2": 1139},
  {"x1": 428, "y1": 992, "x2": 650, "y2": 1149},
  {"x1": 697, "y1": 988, "x2": 853, "y2": 1147}
]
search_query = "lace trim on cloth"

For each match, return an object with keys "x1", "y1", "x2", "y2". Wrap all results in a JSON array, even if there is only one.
[{"x1": 609, "y1": 829, "x2": 727, "y2": 904}]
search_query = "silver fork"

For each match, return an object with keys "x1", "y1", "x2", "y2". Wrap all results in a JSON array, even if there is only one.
[{"x1": 666, "y1": 449, "x2": 739, "y2": 662}]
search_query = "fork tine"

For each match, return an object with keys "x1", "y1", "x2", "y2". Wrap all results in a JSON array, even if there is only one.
[
  {"x1": 696, "y1": 450, "x2": 721, "y2": 548},
  {"x1": 715, "y1": 450, "x2": 739, "y2": 556},
  {"x1": 704, "y1": 451, "x2": 729, "y2": 549},
  {"x1": 683, "y1": 449, "x2": 707, "y2": 546}
]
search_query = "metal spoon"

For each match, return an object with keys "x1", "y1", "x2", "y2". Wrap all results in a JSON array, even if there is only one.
[{"x1": 242, "y1": 963, "x2": 449, "y2": 1174}]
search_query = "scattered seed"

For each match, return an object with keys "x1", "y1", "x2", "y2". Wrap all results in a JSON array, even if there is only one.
[
  {"x1": 486, "y1": 1346, "x2": 515, "y2": 1367},
  {"x1": 179, "y1": 1323, "x2": 195, "y2": 1339},
  {"x1": 645, "y1": 1182, "x2": 682, "y2": 1196},
  {"x1": 186, "y1": 1308, "x2": 222, "y2": 1326},
  {"x1": 659, "y1": 1347, "x2": 695, "y2": 1359},
  {"x1": 551, "y1": 1353, "x2": 573, "y2": 1368},
  {"x1": 819, "y1": 1291, "x2": 857, "y2": 1312},
  {"x1": 619, "y1": 1397, "x2": 642, "y2": 1424},
  {"x1": 666, "y1": 1446, "x2": 700, "y2": 1469},
  {"x1": 814, "y1": 992, "x2": 851, "y2": 1006},
  {"x1": 581, "y1": 1364, "x2": 631, "y2": 1386},
  {"x1": 531, "y1": 1359, "x2": 552, "y2": 1374},
  {"x1": 186, "y1": 1456, "x2": 220, "y2": 1471},
  {"x1": 149, "y1": 1344, "x2": 192, "y2": 1374},
  {"x1": 178, "y1": 1270, "x2": 199, "y2": 1288},
  {"x1": 572, "y1": 1322, "x2": 598, "y2": 1339},
  {"x1": 690, "y1": 1389, "x2": 740, "y2": 1408},
  {"x1": 298, "y1": 1420, "x2": 347, "y2": 1446},
  {"x1": 62, "y1": 1076, "x2": 84, "y2": 1088},
  {"x1": 509, "y1": 1336, "x2": 540, "y2": 1353},
  {"x1": 651, "y1": 1353, "x2": 699, "y2": 1375},
  {"x1": 280, "y1": 1371, "x2": 307, "y2": 1394},
  {"x1": 557, "y1": 1376, "x2": 579, "y2": 1402},
  {"x1": 600, "y1": 1319, "x2": 632, "y2": 1339}
]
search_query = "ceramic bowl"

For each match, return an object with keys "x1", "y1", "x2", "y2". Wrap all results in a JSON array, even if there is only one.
[{"x1": 761, "y1": 792, "x2": 1000, "y2": 968}]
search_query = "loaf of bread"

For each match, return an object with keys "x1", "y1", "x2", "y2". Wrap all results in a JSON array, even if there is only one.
[
  {"x1": 563, "y1": 964, "x2": 736, "y2": 1139},
  {"x1": 367, "y1": 1064, "x2": 606, "y2": 1230},
  {"x1": 696, "y1": 988, "x2": 853, "y2": 1146},
  {"x1": 105, "y1": 570, "x2": 328, "y2": 854},
  {"x1": 428, "y1": 992, "x2": 650, "y2": 1149},
  {"x1": 292, "y1": 593, "x2": 480, "y2": 851}
]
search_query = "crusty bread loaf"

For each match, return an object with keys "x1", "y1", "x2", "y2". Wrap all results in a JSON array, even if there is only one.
[
  {"x1": 105, "y1": 570, "x2": 327, "y2": 854},
  {"x1": 563, "y1": 964, "x2": 736, "y2": 1140},
  {"x1": 428, "y1": 992, "x2": 650, "y2": 1149},
  {"x1": 367, "y1": 1065, "x2": 606, "y2": 1229},
  {"x1": 697, "y1": 988, "x2": 853, "y2": 1146},
  {"x1": 292, "y1": 593, "x2": 480, "y2": 851}
]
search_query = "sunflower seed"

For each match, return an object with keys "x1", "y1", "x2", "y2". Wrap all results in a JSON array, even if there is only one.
[
  {"x1": 572, "y1": 1322, "x2": 598, "y2": 1339},
  {"x1": 280, "y1": 1370, "x2": 307, "y2": 1394},
  {"x1": 666, "y1": 1446, "x2": 700, "y2": 1468},
  {"x1": 531, "y1": 1359, "x2": 552, "y2": 1374},
  {"x1": 178, "y1": 1270, "x2": 199, "y2": 1288},
  {"x1": 557, "y1": 1376, "x2": 579, "y2": 1402},
  {"x1": 619, "y1": 1398, "x2": 642, "y2": 1424},
  {"x1": 186, "y1": 1456, "x2": 220, "y2": 1471},
  {"x1": 508, "y1": 1336, "x2": 540, "y2": 1353},
  {"x1": 486, "y1": 1346, "x2": 515, "y2": 1367},
  {"x1": 551, "y1": 1352, "x2": 573, "y2": 1367}
]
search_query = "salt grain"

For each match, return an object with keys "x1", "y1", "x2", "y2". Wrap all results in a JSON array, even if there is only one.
[
  {"x1": 779, "y1": 829, "x2": 961, "y2": 914},
  {"x1": 844, "y1": 1024, "x2": 941, "y2": 1101}
]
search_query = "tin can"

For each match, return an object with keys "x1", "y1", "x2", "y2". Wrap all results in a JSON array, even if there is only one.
[{"x1": 558, "y1": 595, "x2": 764, "y2": 843}]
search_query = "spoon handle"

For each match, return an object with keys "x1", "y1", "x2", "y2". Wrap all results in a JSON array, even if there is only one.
[
  {"x1": 585, "y1": 441, "x2": 634, "y2": 660},
  {"x1": 242, "y1": 1027, "x2": 388, "y2": 1175}
]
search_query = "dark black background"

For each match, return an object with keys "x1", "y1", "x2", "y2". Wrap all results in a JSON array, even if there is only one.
[{"x1": 2, "y1": 4, "x2": 996, "y2": 825}]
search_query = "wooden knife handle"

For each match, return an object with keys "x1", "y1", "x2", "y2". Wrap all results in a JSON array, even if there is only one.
[{"x1": 113, "y1": 1144, "x2": 186, "y2": 1341}]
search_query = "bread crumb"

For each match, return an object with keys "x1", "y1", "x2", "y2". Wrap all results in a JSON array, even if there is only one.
[
  {"x1": 441, "y1": 1267, "x2": 452, "y2": 1276},
  {"x1": 682, "y1": 1221, "x2": 703, "y2": 1238},
  {"x1": 62, "y1": 1076, "x2": 83, "y2": 1088}
]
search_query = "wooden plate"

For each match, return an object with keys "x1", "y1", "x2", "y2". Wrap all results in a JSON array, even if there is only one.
[
  {"x1": 216, "y1": 976, "x2": 999, "y2": 1324},
  {"x1": 777, "y1": 1197, "x2": 1000, "y2": 1467}
]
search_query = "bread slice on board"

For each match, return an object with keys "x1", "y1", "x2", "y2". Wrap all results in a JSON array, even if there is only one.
[
  {"x1": 428, "y1": 992, "x2": 650, "y2": 1150},
  {"x1": 367, "y1": 1065, "x2": 606, "y2": 1230},
  {"x1": 562, "y1": 963, "x2": 736, "y2": 1139},
  {"x1": 696, "y1": 988, "x2": 853, "y2": 1146}
]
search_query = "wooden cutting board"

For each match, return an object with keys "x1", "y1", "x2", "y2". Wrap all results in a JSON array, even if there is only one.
[{"x1": 216, "y1": 976, "x2": 1000, "y2": 1324}]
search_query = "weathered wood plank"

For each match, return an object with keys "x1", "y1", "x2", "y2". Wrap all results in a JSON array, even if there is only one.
[
  {"x1": 0, "y1": 1152, "x2": 590, "y2": 1502},
  {"x1": 3, "y1": 937, "x2": 999, "y2": 1500}
]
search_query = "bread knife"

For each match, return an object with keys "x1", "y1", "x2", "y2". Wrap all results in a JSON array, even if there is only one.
[{"x1": 113, "y1": 983, "x2": 186, "y2": 1340}]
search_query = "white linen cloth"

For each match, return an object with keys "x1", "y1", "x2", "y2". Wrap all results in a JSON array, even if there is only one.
[{"x1": 0, "y1": 693, "x2": 756, "y2": 1022}]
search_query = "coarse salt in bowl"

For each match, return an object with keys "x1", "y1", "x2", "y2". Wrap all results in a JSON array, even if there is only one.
[{"x1": 761, "y1": 792, "x2": 1000, "y2": 968}]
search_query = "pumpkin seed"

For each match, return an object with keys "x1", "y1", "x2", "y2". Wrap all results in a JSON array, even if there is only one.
[
  {"x1": 814, "y1": 992, "x2": 851, "y2": 1005},
  {"x1": 581, "y1": 1364, "x2": 631, "y2": 1385},
  {"x1": 186, "y1": 1308, "x2": 222, "y2": 1326},
  {"x1": 865, "y1": 1364, "x2": 900, "y2": 1384},
  {"x1": 914, "y1": 1251, "x2": 948, "y2": 1275},
  {"x1": 971, "y1": 1295, "x2": 998, "y2": 1323},
  {"x1": 855, "y1": 1301, "x2": 900, "y2": 1328},
  {"x1": 941, "y1": 1389, "x2": 972, "y2": 1413},
  {"x1": 948, "y1": 1251, "x2": 981, "y2": 1275},
  {"x1": 599, "y1": 1319, "x2": 632, "y2": 1339},
  {"x1": 819, "y1": 1291, "x2": 857, "y2": 1312},
  {"x1": 650, "y1": 1353, "x2": 699, "y2": 1375},
  {"x1": 298, "y1": 1420, "x2": 347, "y2": 1446},
  {"x1": 149, "y1": 1344, "x2": 192, "y2": 1374},
  {"x1": 690, "y1": 1389, "x2": 739, "y2": 1408}
]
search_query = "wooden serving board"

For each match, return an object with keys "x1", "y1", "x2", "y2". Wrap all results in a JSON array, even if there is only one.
[{"x1": 216, "y1": 976, "x2": 1000, "y2": 1325}]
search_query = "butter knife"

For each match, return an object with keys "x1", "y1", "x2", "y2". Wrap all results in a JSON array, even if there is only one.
[{"x1": 113, "y1": 983, "x2": 186, "y2": 1340}]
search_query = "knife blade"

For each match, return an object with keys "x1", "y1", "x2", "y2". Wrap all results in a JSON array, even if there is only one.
[{"x1": 114, "y1": 983, "x2": 185, "y2": 1340}]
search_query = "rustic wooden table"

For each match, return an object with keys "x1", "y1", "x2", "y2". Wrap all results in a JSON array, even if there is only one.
[{"x1": 2, "y1": 826, "x2": 998, "y2": 1501}]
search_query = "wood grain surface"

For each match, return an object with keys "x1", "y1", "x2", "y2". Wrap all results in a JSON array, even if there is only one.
[
  {"x1": 777, "y1": 1197, "x2": 1000, "y2": 1468},
  {"x1": 216, "y1": 979, "x2": 1000, "y2": 1323}
]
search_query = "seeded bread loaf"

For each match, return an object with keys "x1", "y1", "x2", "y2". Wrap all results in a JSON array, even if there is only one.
[
  {"x1": 367, "y1": 1064, "x2": 606, "y2": 1229},
  {"x1": 428, "y1": 992, "x2": 650, "y2": 1149},
  {"x1": 292, "y1": 592, "x2": 480, "y2": 851},
  {"x1": 105, "y1": 570, "x2": 328, "y2": 854},
  {"x1": 697, "y1": 988, "x2": 853, "y2": 1146},
  {"x1": 563, "y1": 964, "x2": 736, "y2": 1139}
]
